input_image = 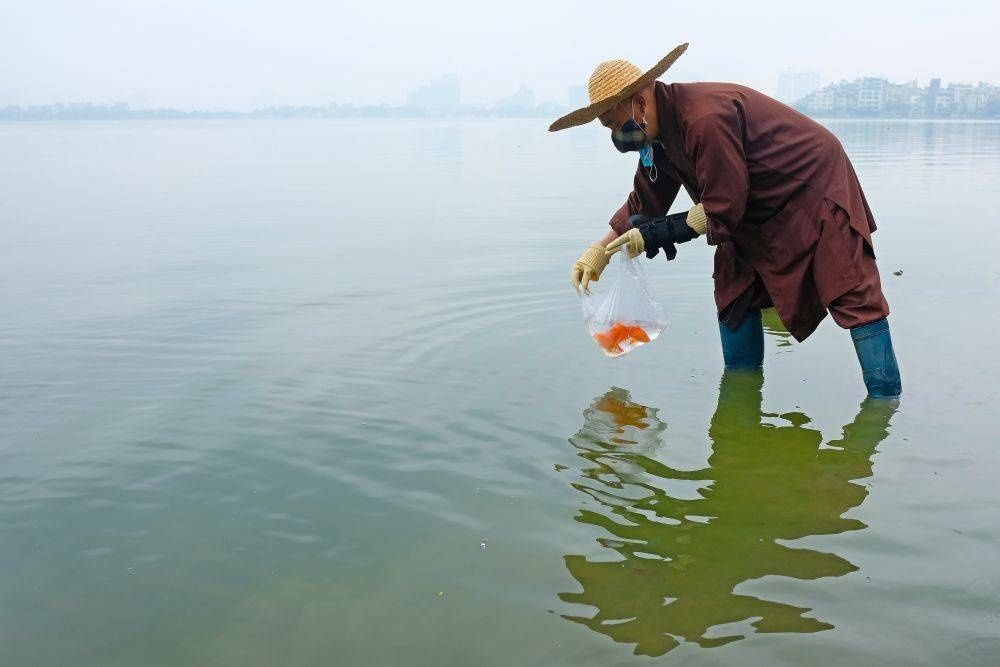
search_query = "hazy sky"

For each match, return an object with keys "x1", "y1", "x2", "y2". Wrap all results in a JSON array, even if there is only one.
[{"x1": 2, "y1": 0, "x2": 997, "y2": 110}]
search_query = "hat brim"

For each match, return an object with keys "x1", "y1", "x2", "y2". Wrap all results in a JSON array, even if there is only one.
[{"x1": 548, "y1": 43, "x2": 689, "y2": 132}]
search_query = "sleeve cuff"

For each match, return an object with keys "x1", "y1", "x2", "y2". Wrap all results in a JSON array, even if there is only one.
[
  {"x1": 609, "y1": 202, "x2": 632, "y2": 236},
  {"x1": 705, "y1": 218, "x2": 731, "y2": 245}
]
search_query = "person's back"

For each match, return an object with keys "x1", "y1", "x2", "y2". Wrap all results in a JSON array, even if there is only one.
[{"x1": 661, "y1": 80, "x2": 876, "y2": 235}]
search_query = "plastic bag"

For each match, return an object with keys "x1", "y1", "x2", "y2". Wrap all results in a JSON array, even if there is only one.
[{"x1": 580, "y1": 250, "x2": 668, "y2": 358}]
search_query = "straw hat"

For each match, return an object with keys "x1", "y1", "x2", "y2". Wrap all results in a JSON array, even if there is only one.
[{"x1": 548, "y1": 43, "x2": 688, "y2": 132}]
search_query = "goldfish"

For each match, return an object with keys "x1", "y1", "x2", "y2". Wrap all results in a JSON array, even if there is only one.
[{"x1": 593, "y1": 321, "x2": 652, "y2": 355}]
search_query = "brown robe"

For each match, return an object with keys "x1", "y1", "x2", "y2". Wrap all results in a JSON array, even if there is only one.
[{"x1": 609, "y1": 81, "x2": 885, "y2": 341}]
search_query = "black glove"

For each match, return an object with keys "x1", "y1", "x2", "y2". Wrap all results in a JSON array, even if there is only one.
[{"x1": 628, "y1": 212, "x2": 699, "y2": 260}]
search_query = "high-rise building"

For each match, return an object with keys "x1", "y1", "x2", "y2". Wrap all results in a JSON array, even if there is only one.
[
  {"x1": 950, "y1": 84, "x2": 976, "y2": 115},
  {"x1": 406, "y1": 75, "x2": 460, "y2": 113},
  {"x1": 926, "y1": 78, "x2": 941, "y2": 116},
  {"x1": 777, "y1": 69, "x2": 822, "y2": 104},
  {"x1": 495, "y1": 85, "x2": 536, "y2": 111}
]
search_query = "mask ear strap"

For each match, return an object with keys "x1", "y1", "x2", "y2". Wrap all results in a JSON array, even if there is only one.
[
  {"x1": 647, "y1": 162, "x2": 658, "y2": 183},
  {"x1": 632, "y1": 96, "x2": 649, "y2": 133}
]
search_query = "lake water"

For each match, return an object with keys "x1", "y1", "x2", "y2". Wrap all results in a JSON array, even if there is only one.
[{"x1": 1, "y1": 118, "x2": 999, "y2": 666}]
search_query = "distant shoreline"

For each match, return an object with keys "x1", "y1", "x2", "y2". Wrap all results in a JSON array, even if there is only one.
[{"x1": 2, "y1": 116, "x2": 999, "y2": 123}]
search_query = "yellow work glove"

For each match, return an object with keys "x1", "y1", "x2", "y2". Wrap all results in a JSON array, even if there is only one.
[
  {"x1": 571, "y1": 243, "x2": 609, "y2": 293},
  {"x1": 606, "y1": 228, "x2": 645, "y2": 259}
]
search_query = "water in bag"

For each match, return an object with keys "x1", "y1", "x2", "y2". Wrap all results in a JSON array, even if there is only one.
[{"x1": 580, "y1": 249, "x2": 668, "y2": 357}]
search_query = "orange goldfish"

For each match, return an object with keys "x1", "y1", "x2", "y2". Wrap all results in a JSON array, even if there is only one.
[{"x1": 593, "y1": 321, "x2": 651, "y2": 355}]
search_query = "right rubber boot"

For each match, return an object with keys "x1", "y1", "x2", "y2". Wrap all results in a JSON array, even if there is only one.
[
  {"x1": 850, "y1": 317, "x2": 902, "y2": 398},
  {"x1": 719, "y1": 309, "x2": 764, "y2": 369}
]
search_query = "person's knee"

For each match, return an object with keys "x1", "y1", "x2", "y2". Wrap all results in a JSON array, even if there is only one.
[
  {"x1": 828, "y1": 275, "x2": 890, "y2": 330},
  {"x1": 719, "y1": 309, "x2": 764, "y2": 369}
]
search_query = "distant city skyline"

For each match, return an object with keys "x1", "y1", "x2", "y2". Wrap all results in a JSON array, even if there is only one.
[
  {"x1": 6, "y1": 68, "x2": 999, "y2": 115},
  {"x1": 5, "y1": 73, "x2": 1000, "y2": 121},
  {"x1": 796, "y1": 76, "x2": 1000, "y2": 117}
]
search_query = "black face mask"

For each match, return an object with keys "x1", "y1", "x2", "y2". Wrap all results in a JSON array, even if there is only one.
[
  {"x1": 611, "y1": 118, "x2": 648, "y2": 153},
  {"x1": 610, "y1": 101, "x2": 657, "y2": 181}
]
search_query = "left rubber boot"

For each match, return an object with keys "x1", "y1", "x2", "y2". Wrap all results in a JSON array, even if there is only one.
[{"x1": 850, "y1": 318, "x2": 902, "y2": 398}]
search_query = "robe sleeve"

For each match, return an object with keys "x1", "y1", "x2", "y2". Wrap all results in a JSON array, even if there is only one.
[
  {"x1": 609, "y1": 163, "x2": 681, "y2": 236},
  {"x1": 686, "y1": 102, "x2": 750, "y2": 245}
]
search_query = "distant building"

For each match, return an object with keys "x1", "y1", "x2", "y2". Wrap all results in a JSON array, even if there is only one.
[
  {"x1": 925, "y1": 78, "x2": 941, "y2": 116},
  {"x1": 406, "y1": 75, "x2": 460, "y2": 113},
  {"x1": 857, "y1": 77, "x2": 886, "y2": 113},
  {"x1": 950, "y1": 83, "x2": 975, "y2": 114},
  {"x1": 882, "y1": 79, "x2": 921, "y2": 116},
  {"x1": 806, "y1": 88, "x2": 835, "y2": 113},
  {"x1": 495, "y1": 85, "x2": 536, "y2": 112},
  {"x1": 777, "y1": 69, "x2": 822, "y2": 104}
]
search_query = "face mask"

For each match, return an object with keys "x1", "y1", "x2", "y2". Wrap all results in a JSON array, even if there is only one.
[
  {"x1": 610, "y1": 100, "x2": 657, "y2": 181},
  {"x1": 611, "y1": 117, "x2": 648, "y2": 154}
]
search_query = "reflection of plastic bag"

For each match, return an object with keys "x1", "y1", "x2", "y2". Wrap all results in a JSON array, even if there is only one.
[{"x1": 580, "y1": 250, "x2": 668, "y2": 358}]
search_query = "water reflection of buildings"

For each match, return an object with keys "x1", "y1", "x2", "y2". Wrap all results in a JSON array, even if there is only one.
[{"x1": 560, "y1": 376, "x2": 896, "y2": 656}]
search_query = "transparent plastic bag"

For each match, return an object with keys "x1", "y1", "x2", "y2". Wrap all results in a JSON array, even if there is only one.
[{"x1": 580, "y1": 250, "x2": 668, "y2": 358}]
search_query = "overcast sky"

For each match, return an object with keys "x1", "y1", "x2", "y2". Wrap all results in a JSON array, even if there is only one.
[{"x1": 2, "y1": 0, "x2": 997, "y2": 110}]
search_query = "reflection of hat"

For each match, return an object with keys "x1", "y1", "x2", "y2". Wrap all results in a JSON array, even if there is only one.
[{"x1": 548, "y1": 43, "x2": 688, "y2": 132}]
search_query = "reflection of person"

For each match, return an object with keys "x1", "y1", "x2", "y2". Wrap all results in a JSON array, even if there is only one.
[
  {"x1": 560, "y1": 375, "x2": 896, "y2": 656},
  {"x1": 553, "y1": 43, "x2": 900, "y2": 398}
]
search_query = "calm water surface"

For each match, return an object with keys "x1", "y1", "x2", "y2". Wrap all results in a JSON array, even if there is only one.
[{"x1": 1, "y1": 119, "x2": 999, "y2": 666}]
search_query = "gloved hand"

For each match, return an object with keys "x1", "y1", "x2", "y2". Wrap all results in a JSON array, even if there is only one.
[
  {"x1": 606, "y1": 228, "x2": 646, "y2": 259},
  {"x1": 606, "y1": 203, "x2": 708, "y2": 261},
  {"x1": 571, "y1": 243, "x2": 610, "y2": 293}
]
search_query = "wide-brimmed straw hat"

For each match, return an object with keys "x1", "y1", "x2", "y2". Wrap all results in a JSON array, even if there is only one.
[{"x1": 548, "y1": 43, "x2": 689, "y2": 132}]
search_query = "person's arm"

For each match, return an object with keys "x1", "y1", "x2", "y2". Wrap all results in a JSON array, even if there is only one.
[
  {"x1": 686, "y1": 100, "x2": 751, "y2": 245},
  {"x1": 570, "y1": 164, "x2": 681, "y2": 291},
  {"x1": 607, "y1": 205, "x2": 708, "y2": 260},
  {"x1": 605, "y1": 164, "x2": 709, "y2": 261},
  {"x1": 609, "y1": 167, "x2": 681, "y2": 236},
  {"x1": 573, "y1": 165, "x2": 680, "y2": 291}
]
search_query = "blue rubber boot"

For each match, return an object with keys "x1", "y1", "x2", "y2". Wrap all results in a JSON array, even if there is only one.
[
  {"x1": 850, "y1": 318, "x2": 902, "y2": 398},
  {"x1": 719, "y1": 309, "x2": 764, "y2": 369}
]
